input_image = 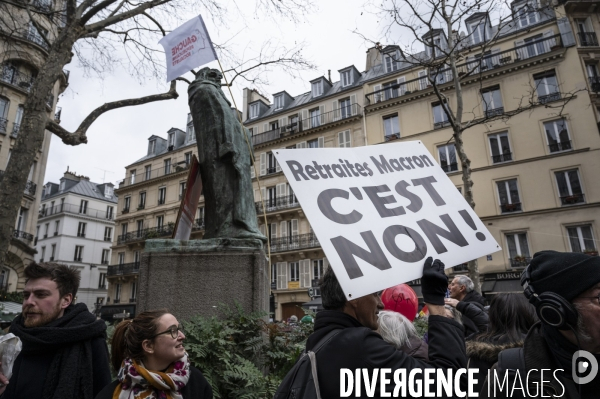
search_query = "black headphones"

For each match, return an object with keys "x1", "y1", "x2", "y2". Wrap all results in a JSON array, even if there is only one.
[{"x1": 521, "y1": 265, "x2": 578, "y2": 330}]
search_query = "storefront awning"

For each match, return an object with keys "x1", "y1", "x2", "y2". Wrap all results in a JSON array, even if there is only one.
[{"x1": 488, "y1": 279, "x2": 523, "y2": 294}]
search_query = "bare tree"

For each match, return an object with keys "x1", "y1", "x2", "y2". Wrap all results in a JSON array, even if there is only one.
[
  {"x1": 360, "y1": 0, "x2": 582, "y2": 292},
  {"x1": 0, "y1": 0, "x2": 315, "y2": 269}
]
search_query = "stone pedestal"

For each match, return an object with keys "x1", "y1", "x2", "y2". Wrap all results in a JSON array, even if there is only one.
[{"x1": 137, "y1": 238, "x2": 269, "y2": 321}]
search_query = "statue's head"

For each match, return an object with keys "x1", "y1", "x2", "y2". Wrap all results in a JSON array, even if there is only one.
[{"x1": 195, "y1": 67, "x2": 222, "y2": 87}]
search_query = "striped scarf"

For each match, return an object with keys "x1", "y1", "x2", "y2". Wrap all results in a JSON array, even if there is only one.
[{"x1": 113, "y1": 354, "x2": 190, "y2": 399}]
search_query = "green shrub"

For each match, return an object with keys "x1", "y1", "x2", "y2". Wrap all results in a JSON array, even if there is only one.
[
  {"x1": 412, "y1": 316, "x2": 428, "y2": 338},
  {"x1": 0, "y1": 291, "x2": 23, "y2": 303}
]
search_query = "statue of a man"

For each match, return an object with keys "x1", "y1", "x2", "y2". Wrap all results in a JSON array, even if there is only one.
[{"x1": 188, "y1": 67, "x2": 266, "y2": 243}]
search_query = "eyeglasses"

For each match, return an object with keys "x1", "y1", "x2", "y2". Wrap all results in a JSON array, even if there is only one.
[{"x1": 152, "y1": 324, "x2": 184, "y2": 339}]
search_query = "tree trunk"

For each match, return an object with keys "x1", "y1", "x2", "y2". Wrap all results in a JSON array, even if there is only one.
[{"x1": 0, "y1": 27, "x2": 81, "y2": 269}]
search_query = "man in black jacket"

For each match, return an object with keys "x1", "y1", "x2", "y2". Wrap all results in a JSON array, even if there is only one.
[
  {"x1": 0, "y1": 262, "x2": 111, "y2": 399},
  {"x1": 306, "y1": 257, "x2": 467, "y2": 398},
  {"x1": 449, "y1": 275, "x2": 488, "y2": 338}
]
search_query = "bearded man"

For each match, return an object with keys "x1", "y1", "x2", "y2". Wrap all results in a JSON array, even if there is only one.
[{"x1": 0, "y1": 262, "x2": 111, "y2": 399}]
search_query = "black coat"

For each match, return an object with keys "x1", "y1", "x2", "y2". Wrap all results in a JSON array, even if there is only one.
[
  {"x1": 94, "y1": 366, "x2": 212, "y2": 399},
  {"x1": 305, "y1": 311, "x2": 466, "y2": 398},
  {"x1": 457, "y1": 301, "x2": 489, "y2": 339}
]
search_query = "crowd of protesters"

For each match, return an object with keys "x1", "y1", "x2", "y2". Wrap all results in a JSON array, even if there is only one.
[{"x1": 0, "y1": 250, "x2": 598, "y2": 398}]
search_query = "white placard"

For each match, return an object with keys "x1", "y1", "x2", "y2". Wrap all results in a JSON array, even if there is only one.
[
  {"x1": 273, "y1": 141, "x2": 500, "y2": 299},
  {"x1": 158, "y1": 15, "x2": 218, "y2": 82}
]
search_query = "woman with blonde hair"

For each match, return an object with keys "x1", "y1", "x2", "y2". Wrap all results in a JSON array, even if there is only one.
[
  {"x1": 95, "y1": 310, "x2": 212, "y2": 399},
  {"x1": 377, "y1": 310, "x2": 429, "y2": 361}
]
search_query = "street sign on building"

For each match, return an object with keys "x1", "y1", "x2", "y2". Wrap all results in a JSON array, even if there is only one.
[{"x1": 274, "y1": 141, "x2": 500, "y2": 299}]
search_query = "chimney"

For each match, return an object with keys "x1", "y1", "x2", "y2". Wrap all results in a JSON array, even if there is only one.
[
  {"x1": 365, "y1": 43, "x2": 383, "y2": 71},
  {"x1": 328, "y1": 70, "x2": 331, "y2": 82}
]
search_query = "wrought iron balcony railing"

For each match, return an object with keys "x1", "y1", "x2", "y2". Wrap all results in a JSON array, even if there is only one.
[
  {"x1": 491, "y1": 153, "x2": 512, "y2": 163},
  {"x1": 13, "y1": 230, "x2": 34, "y2": 242},
  {"x1": 510, "y1": 257, "x2": 531, "y2": 268},
  {"x1": 366, "y1": 34, "x2": 564, "y2": 105},
  {"x1": 560, "y1": 193, "x2": 585, "y2": 206},
  {"x1": 117, "y1": 162, "x2": 190, "y2": 188},
  {"x1": 578, "y1": 32, "x2": 599, "y2": 47},
  {"x1": 538, "y1": 92, "x2": 561, "y2": 104},
  {"x1": 39, "y1": 202, "x2": 115, "y2": 220},
  {"x1": 548, "y1": 140, "x2": 572, "y2": 153},
  {"x1": 11, "y1": 124, "x2": 20, "y2": 137},
  {"x1": 589, "y1": 76, "x2": 600, "y2": 93},
  {"x1": 0, "y1": 118, "x2": 7, "y2": 134},
  {"x1": 384, "y1": 133, "x2": 400, "y2": 142},
  {"x1": 500, "y1": 202, "x2": 522, "y2": 213},
  {"x1": 255, "y1": 195, "x2": 300, "y2": 214},
  {"x1": 485, "y1": 107, "x2": 504, "y2": 118},
  {"x1": 26, "y1": 31, "x2": 49, "y2": 50},
  {"x1": 269, "y1": 233, "x2": 320, "y2": 253},
  {"x1": 117, "y1": 226, "x2": 173, "y2": 244},
  {"x1": 0, "y1": 68, "x2": 35, "y2": 92},
  {"x1": 107, "y1": 262, "x2": 140, "y2": 276},
  {"x1": 250, "y1": 103, "x2": 362, "y2": 146}
]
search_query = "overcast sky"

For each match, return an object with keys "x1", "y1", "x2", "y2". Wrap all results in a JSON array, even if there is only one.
[{"x1": 45, "y1": 0, "x2": 384, "y2": 186}]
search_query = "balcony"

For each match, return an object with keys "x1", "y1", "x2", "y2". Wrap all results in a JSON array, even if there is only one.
[
  {"x1": 366, "y1": 34, "x2": 564, "y2": 105},
  {"x1": 384, "y1": 133, "x2": 400, "y2": 142},
  {"x1": 13, "y1": 230, "x2": 34, "y2": 243},
  {"x1": 0, "y1": 170, "x2": 36, "y2": 196},
  {"x1": 117, "y1": 162, "x2": 190, "y2": 188},
  {"x1": 0, "y1": 69, "x2": 35, "y2": 92},
  {"x1": 270, "y1": 233, "x2": 320, "y2": 253},
  {"x1": 548, "y1": 140, "x2": 572, "y2": 153},
  {"x1": 0, "y1": 118, "x2": 7, "y2": 134},
  {"x1": 38, "y1": 203, "x2": 115, "y2": 221},
  {"x1": 491, "y1": 153, "x2": 512, "y2": 164},
  {"x1": 560, "y1": 193, "x2": 585, "y2": 206},
  {"x1": 485, "y1": 107, "x2": 504, "y2": 118},
  {"x1": 192, "y1": 218, "x2": 205, "y2": 231},
  {"x1": 250, "y1": 104, "x2": 362, "y2": 147},
  {"x1": 538, "y1": 92, "x2": 561, "y2": 104},
  {"x1": 255, "y1": 195, "x2": 300, "y2": 214},
  {"x1": 117, "y1": 226, "x2": 173, "y2": 244},
  {"x1": 500, "y1": 202, "x2": 522, "y2": 213},
  {"x1": 510, "y1": 257, "x2": 531, "y2": 268},
  {"x1": 11, "y1": 124, "x2": 19, "y2": 138},
  {"x1": 107, "y1": 262, "x2": 140, "y2": 276},
  {"x1": 578, "y1": 32, "x2": 599, "y2": 47},
  {"x1": 589, "y1": 77, "x2": 600, "y2": 93},
  {"x1": 26, "y1": 31, "x2": 49, "y2": 50}
]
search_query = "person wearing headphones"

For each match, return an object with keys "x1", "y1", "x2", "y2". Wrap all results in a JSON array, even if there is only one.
[{"x1": 479, "y1": 250, "x2": 600, "y2": 399}]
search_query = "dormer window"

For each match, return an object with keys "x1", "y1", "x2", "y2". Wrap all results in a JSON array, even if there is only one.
[
  {"x1": 515, "y1": 1, "x2": 538, "y2": 28},
  {"x1": 341, "y1": 70, "x2": 352, "y2": 87},
  {"x1": 274, "y1": 95, "x2": 283, "y2": 110},
  {"x1": 469, "y1": 21, "x2": 486, "y2": 45},
  {"x1": 148, "y1": 139, "x2": 156, "y2": 155},
  {"x1": 187, "y1": 123, "x2": 195, "y2": 142},
  {"x1": 249, "y1": 103, "x2": 259, "y2": 119},
  {"x1": 59, "y1": 181, "x2": 65, "y2": 191},
  {"x1": 312, "y1": 80, "x2": 323, "y2": 97},
  {"x1": 168, "y1": 132, "x2": 175, "y2": 148},
  {"x1": 105, "y1": 186, "x2": 113, "y2": 198},
  {"x1": 385, "y1": 51, "x2": 400, "y2": 73}
]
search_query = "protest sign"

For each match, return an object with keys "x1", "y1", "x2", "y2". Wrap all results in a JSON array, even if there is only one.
[
  {"x1": 273, "y1": 141, "x2": 500, "y2": 299},
  {"x1": 158, "y1": 15, "x2": 218, "y2": 82},
  {"x1": 172, "y1": 155, "x2": 203, "y2": 240}
]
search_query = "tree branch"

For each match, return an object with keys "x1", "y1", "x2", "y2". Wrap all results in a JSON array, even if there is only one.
[
  {"x1": 80, "y1": 0, "x2": 119, "y2": 25},
  {"x1": 84, "y1": 0, "x2": 171, "y2": 34},
  {"x1": 46, "y1": 81, "x2": 178, "y2": 146}
]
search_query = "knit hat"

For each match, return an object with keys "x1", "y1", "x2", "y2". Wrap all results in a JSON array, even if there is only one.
[{"x1": 526, "y1": 250, "x2": 600, "y2": 301}]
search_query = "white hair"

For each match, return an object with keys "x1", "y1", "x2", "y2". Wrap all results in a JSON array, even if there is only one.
[
  {"x1": 377, "y1": 311, "x2": 419, "y2": 350},
  {"x1": 454, "y1": 275, "x2": 474, "y2": 293}
]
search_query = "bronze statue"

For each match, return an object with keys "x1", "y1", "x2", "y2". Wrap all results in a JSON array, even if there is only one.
[{"x1": 188, "y1": 67, "x2": 266, "y2": 243}]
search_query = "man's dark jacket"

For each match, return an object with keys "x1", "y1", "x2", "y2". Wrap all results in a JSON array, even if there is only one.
[
  {"x1": 460, "y1": 291, "x2": 488, "y2": 339},
  {"x1": 306, "y1": 311, "x2": 466, "y2": 398}
]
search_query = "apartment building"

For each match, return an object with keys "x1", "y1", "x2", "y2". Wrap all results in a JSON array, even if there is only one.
[
  {"x1": 1, "y1": 0, "x2": 68, "y2": 290},
  {"x1": 244, "y1": 0, "x2": 600, "y2": 316},
  {"x1": 102, "y1": 117, "x2": 205, "y2": 321},
  {"x1": 36, "y1": 171, "x2": 116, "y2": 312}
]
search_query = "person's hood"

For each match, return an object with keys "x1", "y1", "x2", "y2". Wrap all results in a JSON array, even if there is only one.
[{"x1": 466, "y1": 339, "x2": 524, "y2": 363}]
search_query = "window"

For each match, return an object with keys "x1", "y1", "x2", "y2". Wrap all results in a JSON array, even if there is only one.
[
  {"x1": 567, "y1": 225, "x2": 596, "y2": 253},
  {"x1": 164, "y1": 159, "x2": 171, "y2": 174},
  {"x1": 311, "y1": 81, "x2": 323, "y2": 97},
  {"x1": 54, "y1": 220, "x2": 60, "y2": 235},
  {"x1": 341, "y1": 70, "x2": 352, "y2": 87},
  {"x1": 138, "y1": 192, "x2": 146, "y2": 209},
  {"x1": 313, "y1": 259, "x2": 324, "y2": 281},
  {"x1": 338, "y1": 130, "x2": 351, "y2": 148},
  {"x1": 121, "y1": 223, "x2": 128, "y2": 237},
  {"x1": 185, "y1": 152, "x2": 192, "y2": 165},
  {"x1": 131, "y1": 281, "x2": 138, "y2": 300},
  {"x1": 544, "y1": 119, "x2": 571, "y2": 153},
  {"x1": 115, "y1": 284, "x2": 121, "y2": 302},
  {"x1": 98, "y1": 272, "x2": 107, "y2": 288},
  {"x1": 79, "y1": 200, "x2": 88, "y2": 214},
  {"x1": 105, "y1": 186, "x2": 113, "y2": 198},
  {"x1": 382, "y1": 81, "x2": 398, "y2": 101},
  {"x1": 432, "y1": 103, "x2": 449, "y2": 129},
  {"x1": 383, "y1": 114, "x2": 400, "y2": 141},
  {"x1": 0, "y1": 97, "x2": 9, "y2": 127},
  {"x1": 179, "y1": 182, "x2": 186, "y2": 200},
  {"x1": 482, "y1": 86, "x2": 503, "y2": 117},
  {"x1": 274, "y1": 95, "x2": 283, "y2": 110},
  {"x1": 145, "y1": 165, "x2": 152, "y2": 180},
  {"x1": 266, "y1": 186, "x2": 277, "y2": 209},
  {"x1": 385, "y1": 52, "x2": 400, "y2": 73},
  {"x1": 101, "y1": 249, "x2": 110, "y2": 265},
  {"x1": 158, "y1": 187, "x2": 166, "y2": 204},
  {"x1": 157, "y1": 215, "x2": 164, "y2": 229},
  {"x1": 309, "y1": 108, "x2": 321, "y2": 128},
  {"x1": 118, "y1": 252, "x2": 125, "y2": 265},
  {"x1": 489, "y1": 132, "x2": 512, "y2": 163},
  {"x1": 271, "y1": 263, "x2": 277, "y2": 285},
  {"x1": 40, "y1": 246, "x2": 45, "y2": 262},
  {"x1": 124, "y1": 196, "x2": 131, "y2": 211},
  {"x1": 50, "y1": 244, "x2": 56, "y2": 261},
  {"x1": 515, "y1": 1, "x2": 538, "y2": 28},
  {"x1": 74, "y1": 245, "x2": 83, "y2": 261},
  {"x1": 269, "y1": 120, "x2": 279, "y2": 131},
  {"x1": 339, "y1": 98, "x2": 352, "y2": 119},
  {"x1": 307, "y1": 139, "x2": 319, "y2": 149},
  {"x1": 587, "y1": 64, "x2": 600, "y2": 92},
  {"x1": 576, "y1": 18, "x2": 598, "y2": 46},
  {"x1": 77, "y1": 222, "x2": 86, "y2": 237},
  {"x1": 104, "y1": 227, "x2": 112, "y2": 242},
  {"x1": 438, "y1": 144, "x2": 458, "y2": 172},
  {"x1": 44, "y1": 223, "x2": 49, "y2": 237},
  {"x1": 289, "y1": 262, "x2": 300, "y2": 282},
  {"x1": 106, "y1": 206, "x2": 113, "y2": 220},
  {"x1": 134, "y1": 251, "x2": 140, "y2": 265},
  {"x1": 14, "y1": 105, "x2": 23, "y2": 135},
  {"x1": 186, "y1": 122, "x2": 195, "y2": 142},
  {"x1": 534, "y1": 71, "x2": 560, "y2": 104},
  {"x1": 148, "y1": 140, "x2": 156, "y2": 155},
  {"x1": 470, "y1": 21, "x2": 486, "y2": 45},
  {"x1": 555, "y1": 169, "x2": 584, "y2": 205},
  {"x1": 506, "y1": 232, "x2": 531, "y2": 267},
  {"x1": 249, "y1": 103, "x2": 259, "y2": 119},
  {"x1": 136, "y1": 220, "x2": 144, "y2": 235},
  {"x1": 497, "y1": 179, "x2": 521, "y2": 213},
  {"x1": 130, "y1": 170, "x2": 136, "y2": 184},
  {"x1": 168, "y1": 132, "x2": 175, "y2": 147}
]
